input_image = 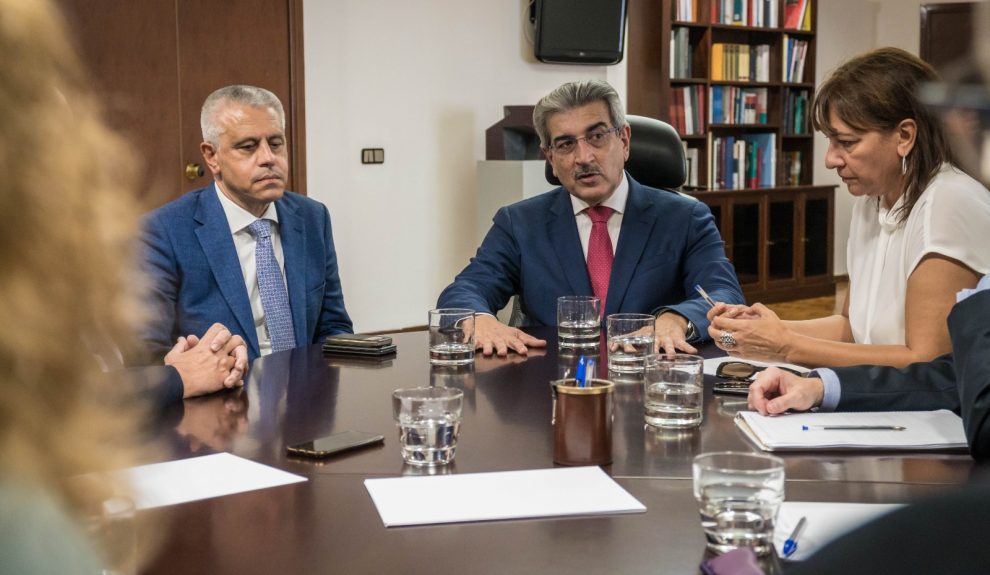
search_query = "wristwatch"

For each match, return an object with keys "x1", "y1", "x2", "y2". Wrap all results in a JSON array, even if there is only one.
[{"x1": 656, "y1": 309, "x2": 696, "y2": 340}]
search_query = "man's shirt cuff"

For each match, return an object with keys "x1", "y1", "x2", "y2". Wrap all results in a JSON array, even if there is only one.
[{"x1": 815, "y1": 367, "x2": 841, "y2": 412}]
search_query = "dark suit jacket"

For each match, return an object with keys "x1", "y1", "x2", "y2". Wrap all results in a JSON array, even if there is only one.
[
  {"x1": 437, "y1": 175, "x2": 743, "y2": 339},
  {"x1": 832, "y1": 289, "x2": 990, "y2": 461},
  {"x1": 786, "y1": 476, "x2": 990, "y2": 575},
  {"x1": 140, "y1": 184, "x2": 352, "y2": 362}
]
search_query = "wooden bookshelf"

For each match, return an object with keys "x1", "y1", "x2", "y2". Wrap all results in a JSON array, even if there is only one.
[{"x1": 627, "y1": 0, "x2": 835, "y2": 303}]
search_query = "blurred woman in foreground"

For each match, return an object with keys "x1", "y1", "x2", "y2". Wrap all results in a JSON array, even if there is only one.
[{"x1": 0, "y1": 0, "x2": 149, "y2": 571}]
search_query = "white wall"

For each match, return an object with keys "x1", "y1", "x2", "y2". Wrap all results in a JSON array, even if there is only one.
[
  {"x1": 813, "y1": 0, "x2": 878, "y2": 277},
  {"x1": 304, "y1": 0, "x2": 622, "y2": 332}
]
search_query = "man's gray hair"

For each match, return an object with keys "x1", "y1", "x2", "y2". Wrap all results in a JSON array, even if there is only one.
[
  {"x1": 200, "y1": 85, "x2": 285, "y2": 144},
  {"x1": 532, "y1": 79, "x2": 626, "y2": 148}
]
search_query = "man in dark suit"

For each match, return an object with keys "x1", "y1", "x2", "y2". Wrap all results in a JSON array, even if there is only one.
[
  {"x1": 438, "y1": 80, "x2": 743, "y2": 357},
  {"x1": 141, "y1": 85, "x2": 352, "y2": 362},
  {"x1": 746, "y1": 277, "x2": 990, "y2": 460}
]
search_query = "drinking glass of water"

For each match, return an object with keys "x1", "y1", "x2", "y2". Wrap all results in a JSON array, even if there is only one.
[
  {"x1": 428, "y1": 308, "x2": 475, "y2": 366},
  {"x1": 643, "y1": 353, "x2": 703, "y2": 428},
  {"x1": 606, "y1": 313, "x2": 655, "y2": 372},
  {"x1": 556, "y1": 296, "x2": 601, "y2": 349},
  {"x1": 392, "y1": 387, "x2": 463, "y2": 466},
  {"x1": 692, "y1": 452, "x2": 785, "y2": 555}
]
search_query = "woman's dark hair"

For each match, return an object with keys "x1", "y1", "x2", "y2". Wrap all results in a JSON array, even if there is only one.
[{"x1": 812, "y1": 47, "x2": 953, "y2": 221}]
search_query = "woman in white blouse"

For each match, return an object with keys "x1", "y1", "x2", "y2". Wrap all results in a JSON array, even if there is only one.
[{"x1": 706, "y1": 47, "x2": 990, "y2": 368}]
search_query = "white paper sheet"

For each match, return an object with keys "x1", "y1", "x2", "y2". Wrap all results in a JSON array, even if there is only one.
[
  {"x1": 736, "y1": 410, "x2": 968, "y2": 451},
  {"x1": 364, "y1": 466, "x2": 646, "y2": 527},
  {"x1": 704, "y1": 356, "x2": 810, "y2": 377},
  {"x1": 774, "y1": 501, "x2": 905, "y2": 561},
  {"x1": 110, "y1": 453, "x2": 307, "y2": 510}
]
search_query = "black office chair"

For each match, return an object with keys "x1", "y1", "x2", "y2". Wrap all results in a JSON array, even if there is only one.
[{"x1": 544, "y1": 115, "x2": 687, "y2": 190}]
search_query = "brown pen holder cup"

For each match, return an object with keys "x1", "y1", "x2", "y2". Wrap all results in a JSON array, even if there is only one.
[{"x1": 551, "y1": 378, "x2": 614, "y2": 466}]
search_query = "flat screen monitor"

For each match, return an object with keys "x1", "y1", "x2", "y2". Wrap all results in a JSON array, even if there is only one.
[{"x1": 534, "y1": 0, "x2": 627, "y2": 65}]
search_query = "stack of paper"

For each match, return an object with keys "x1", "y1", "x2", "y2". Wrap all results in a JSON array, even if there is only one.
[
  {"x1": 364, "y1": 466, "x2": 646, "y2": 527},
  {"x1": 774, "y1": 502, "x2": 905, "y2": 561},
  {"x1": 735, "y1": 410, "x2": 967, "y2": 451}
]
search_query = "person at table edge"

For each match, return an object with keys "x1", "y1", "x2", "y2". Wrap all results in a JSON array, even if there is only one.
[
  {"x1": 437, "y1": 79, "x2": 743, "y2": 357},
  {"x1": 139, "y1": 85, "x2": 353, "y2": 364},
  {"x1": 747, "y1": 274, "x2": 990, "y2": 462}
]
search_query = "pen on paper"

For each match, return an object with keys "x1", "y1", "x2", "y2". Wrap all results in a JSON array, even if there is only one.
[
  {"x1": 801, "y1": 425, "x2": 906, "y2": 431},
  {"x1": 694, "y1": 284, "x2": 717, "y2": 308},
  {"x1": 782, "y1": 516, "x2": 806, "y2": 558}
]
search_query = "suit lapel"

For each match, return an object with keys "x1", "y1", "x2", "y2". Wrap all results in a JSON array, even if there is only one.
[
  {"x1": 194, "y1": 185, "x2": 260, "y2": 356},
  {"x1": 276, "y1": 197, "x2": 308, "y2": 348},
  {"x1": 548, "y1": 189, "x2": 592, "y2": 296},
  {"x1": 607, "y1": 177, "x2": 655, "y2": 315}
]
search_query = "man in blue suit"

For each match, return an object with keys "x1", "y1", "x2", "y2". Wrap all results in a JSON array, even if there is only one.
[
  {"x1": 438, "y1": 80, "x2": 743, "y2": 357},
  {"x1": 141, "y1": 85, "x2": 352, "y2": 362}
]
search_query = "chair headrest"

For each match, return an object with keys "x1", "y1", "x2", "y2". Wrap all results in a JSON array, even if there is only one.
[{"x1": 544, "y1": 115, "x2": 686, "y2": 190}]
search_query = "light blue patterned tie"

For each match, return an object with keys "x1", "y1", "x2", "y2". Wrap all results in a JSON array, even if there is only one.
[{"x1": 248, "y1": 219, "x2": 296, "y2": 353}]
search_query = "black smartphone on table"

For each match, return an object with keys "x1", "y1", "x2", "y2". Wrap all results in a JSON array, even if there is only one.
[
  {"x1": 286, "y1": 430, "x2": 385, "y2": 458},
  {"x1": 322, "y1": 334, "x2": 397, "y2": 356}
]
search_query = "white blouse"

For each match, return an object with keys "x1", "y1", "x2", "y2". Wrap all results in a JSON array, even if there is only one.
[{"x1": 847, "y1": 165, "x2": 990, "y2": 345}]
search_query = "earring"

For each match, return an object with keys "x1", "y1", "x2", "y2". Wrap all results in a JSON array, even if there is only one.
[{"x1": 901, "y1": 155, "x2": 907, "y2": 175}]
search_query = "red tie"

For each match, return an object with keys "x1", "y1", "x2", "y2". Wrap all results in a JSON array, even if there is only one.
[{"x1": 586, "y1": 205, "x2": 614, "y2": 315}]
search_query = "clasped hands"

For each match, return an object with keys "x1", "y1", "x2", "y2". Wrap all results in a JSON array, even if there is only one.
[{"x1": 165, "y1": 322, "x2": 249, "y2": 398}]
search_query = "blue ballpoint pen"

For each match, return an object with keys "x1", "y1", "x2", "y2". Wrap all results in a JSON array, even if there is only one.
[
  {"x1": 575, "y1": 356, "x2": 586, "y2": 387},
  {"x1": 782, "y1": 516, "x2": 807, "y2": 558}
]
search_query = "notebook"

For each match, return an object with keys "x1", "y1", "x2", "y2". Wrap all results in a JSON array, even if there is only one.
[{"x1": 735, "y1": 410, "x2": 968, "y2": 451}]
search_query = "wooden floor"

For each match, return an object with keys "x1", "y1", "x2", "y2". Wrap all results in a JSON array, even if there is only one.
[{"x1": 765, "y1": 281, "x2": 847, "y2": 321}]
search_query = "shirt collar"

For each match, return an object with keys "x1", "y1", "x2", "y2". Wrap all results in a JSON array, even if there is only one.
[
  {"x1": 570, "y1": 171, "x2": 629, "y2": 216},
  {"x1": 214, "y1": 181, "x2": 280, "y2": 235}
]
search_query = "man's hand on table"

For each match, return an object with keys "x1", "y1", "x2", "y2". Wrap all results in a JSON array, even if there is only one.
[{"x1": 474, "y1": 314, "x2": 547, "y2": 357}]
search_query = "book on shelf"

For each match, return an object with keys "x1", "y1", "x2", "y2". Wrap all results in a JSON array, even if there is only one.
[
  {"x1": 784, "y1": 89, "x2": 810, "y2": 134},
  {"x1": 668, "y1": 85, "x2": 705, "y2": 135},
  {"x1": 674, "y1": 0, "x2": 698, "y2": 22},
  {"x1": 710, "y1": 85, "x2": 768, "y2": 125},
  {"x1": 783, "y1": 0, "x2": 812, "y2": 30},
  {"x1": 710, "y1": 0, "x2": 779, "y2": 27},
  {"x1": 782, "y1": 35, "x2": 809, "y2": 83},
  {"x1": 783, "y1": 150, "x2": 803, "y2": 186},
  {"x1": 670, "y1": 27, "x2": 693, "y2": 79},
  {"x1": 682, "y1": 141, "x2": 700, "y2": 188},
  {"x1": 711, "y1": 43, "x2": 770, "y2": 82},
  {"x1": 708, "y1": 132, "x2": 776, "y2": 190}
]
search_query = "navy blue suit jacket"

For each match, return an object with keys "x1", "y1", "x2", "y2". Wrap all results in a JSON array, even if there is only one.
[
  {"x1": 833, "y1": 289, "x2": 990, "y2": 461},
  {"x1": 437, "y1": 175, "x2": 743, "y2": 339},
  {"x1": 140, "y1": 184, "x2": 352, "y2": 362}
]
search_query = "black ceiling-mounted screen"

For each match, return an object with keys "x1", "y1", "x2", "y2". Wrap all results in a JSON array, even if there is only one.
[{"x1": 534, "y1": 0, "x2": 628, "y2": 65}]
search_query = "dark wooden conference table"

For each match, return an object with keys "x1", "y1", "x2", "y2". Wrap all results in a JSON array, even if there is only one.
[{"x1": 143, "y1": 328, "x2": 976, "y2": 574}]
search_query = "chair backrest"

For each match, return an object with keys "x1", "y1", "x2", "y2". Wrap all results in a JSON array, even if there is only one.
[{"x1": 544, "y1": 115, "x2": 686, "y2": 190}]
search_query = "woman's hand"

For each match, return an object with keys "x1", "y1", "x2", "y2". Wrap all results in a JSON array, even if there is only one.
[{"x1": 707, "y1": 303, "x2": 793, "y2": 362}]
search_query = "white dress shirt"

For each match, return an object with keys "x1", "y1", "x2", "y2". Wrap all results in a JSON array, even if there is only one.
[
  {"x1": 846, "y1": 165, "x2": 990, "y2": 345},
  {"x1": 215, "y1": 184, "x2": 287, "y2": 356},
  {"x1": 569, "y1": 172, "x2": 629, "y2": 258}
]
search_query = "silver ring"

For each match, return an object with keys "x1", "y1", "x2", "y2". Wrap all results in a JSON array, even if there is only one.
[{"x1": 718, "y1": 331, "x2": 737, "y2": 348}]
